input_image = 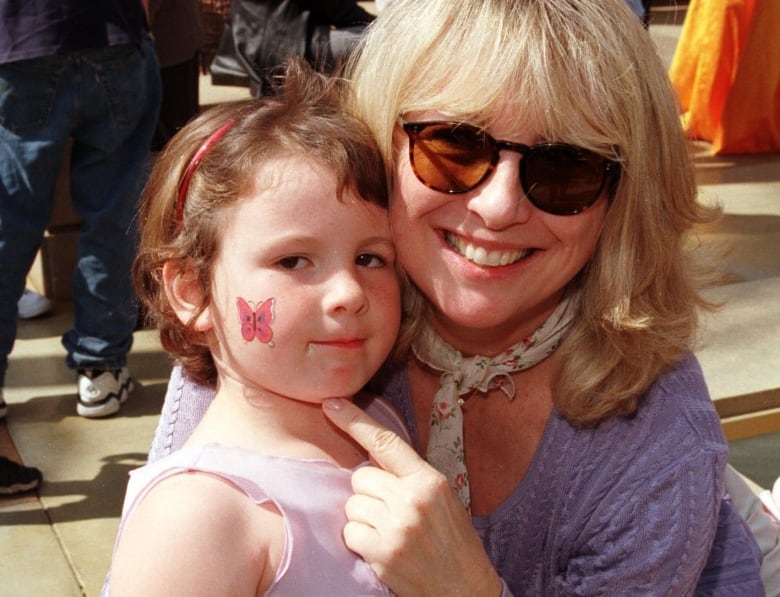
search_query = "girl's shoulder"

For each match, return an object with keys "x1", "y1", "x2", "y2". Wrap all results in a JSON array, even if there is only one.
[{"x1": 110, "y1": 462, "x2": 281, "y2": 595}]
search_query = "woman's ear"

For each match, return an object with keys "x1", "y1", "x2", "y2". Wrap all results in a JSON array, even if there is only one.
[{"x1": 163, "y1": 260, "x2": 212, "y2": 331}]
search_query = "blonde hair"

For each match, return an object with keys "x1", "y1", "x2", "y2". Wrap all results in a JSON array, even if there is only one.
[
  {"x1": 134, "y1": 58, "x2": 388, "y2": 386},
  {"x1": 347, "y1": 0, "x2": 719, "y2": 425}
]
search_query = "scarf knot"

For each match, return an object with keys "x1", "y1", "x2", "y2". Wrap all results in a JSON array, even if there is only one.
[
  {"x1": 412, "y1": 296, "x2": 576, "y2": 511},
  {"x1": 438, "y1": 358, "x2": 517, "y2": 406}
]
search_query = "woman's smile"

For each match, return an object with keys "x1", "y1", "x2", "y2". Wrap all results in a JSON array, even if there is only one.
[{"x1": 443, "y1": 231, "x2": 533, "y2": 267}]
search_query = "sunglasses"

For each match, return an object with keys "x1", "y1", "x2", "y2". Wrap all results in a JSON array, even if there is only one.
[{"x1": 400, "y1": 120, "x2": 620, "y2": 215}]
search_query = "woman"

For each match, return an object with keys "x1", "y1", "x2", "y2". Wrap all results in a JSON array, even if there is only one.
[{"x1": 149, "y1": 0, "x2": 764, "y2": 593}]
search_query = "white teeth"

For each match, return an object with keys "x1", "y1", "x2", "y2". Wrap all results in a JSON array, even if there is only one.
[{"x1": 446, "y1": 233, "x2": 528, "y2": 267}]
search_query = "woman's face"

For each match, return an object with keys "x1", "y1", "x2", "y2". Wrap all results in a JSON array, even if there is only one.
[{"x1": 391, "y1": 110, "x2": 609, "y2": 355}]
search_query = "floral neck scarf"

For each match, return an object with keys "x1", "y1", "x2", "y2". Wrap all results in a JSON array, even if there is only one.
[{"x1": 412, "y1": 296, "x2": 576, "y2": 511}]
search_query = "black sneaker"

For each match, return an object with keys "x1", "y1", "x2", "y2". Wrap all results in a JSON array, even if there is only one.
[{"x1": 0, "y1": 456, "x2": 42, "y2": 495}]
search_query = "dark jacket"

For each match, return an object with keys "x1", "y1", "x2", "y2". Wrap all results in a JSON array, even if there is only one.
[{"x1": 211, "y1": 0, "x2": 373, "y2": 92}]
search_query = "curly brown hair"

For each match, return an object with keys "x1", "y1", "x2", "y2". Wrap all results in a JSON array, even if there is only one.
[{"x1": 133, "y1": 58, "x2": 388, "y2": 386}]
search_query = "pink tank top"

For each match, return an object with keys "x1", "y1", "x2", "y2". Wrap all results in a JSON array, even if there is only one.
[{"x1": 109, "y1": 398, "x2": 406, "y2": 596}]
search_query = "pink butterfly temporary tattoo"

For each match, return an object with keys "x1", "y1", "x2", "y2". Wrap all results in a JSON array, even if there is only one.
[{"x1": 237, "y1": 297, "x2": 275, "y2": 347}]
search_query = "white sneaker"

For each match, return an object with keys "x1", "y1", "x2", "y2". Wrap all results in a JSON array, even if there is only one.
[
  {"x1": 17, "y1": 289, "x2": 52, "y2": 319},
  {"x1": 76, "y1": 368, "x2": 135, "y2": 418},
  {"x1": 0, "y1": 388, "x2": 7, "y2": 419}
]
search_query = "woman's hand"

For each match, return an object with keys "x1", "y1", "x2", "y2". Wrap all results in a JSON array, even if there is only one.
[{"x1": 323, "y1": 398, "x2": 504, "y2": 597}]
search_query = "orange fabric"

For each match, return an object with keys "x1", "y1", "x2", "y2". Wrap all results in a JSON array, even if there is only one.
[{"x1": 669, "y1": 0, "x2": 780, "y2": 154}]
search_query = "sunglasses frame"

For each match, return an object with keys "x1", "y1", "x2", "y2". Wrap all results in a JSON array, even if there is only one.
[{"x1": 400, "y1": 119, "x2": 620, "y2": 215}]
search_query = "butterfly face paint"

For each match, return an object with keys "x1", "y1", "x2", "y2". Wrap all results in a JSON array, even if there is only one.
[{"x1": 237, "y1": 297, "x2": 275, "y2": 347}]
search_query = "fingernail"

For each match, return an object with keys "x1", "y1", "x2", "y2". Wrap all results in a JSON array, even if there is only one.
[{"x1": 323, "y1": 398, "x2": 343, "y2": 411}]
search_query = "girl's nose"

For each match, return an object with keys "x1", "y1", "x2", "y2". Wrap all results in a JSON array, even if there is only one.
[{"x1": 324, "y1": 269, "x2": 369, "y2": 315}]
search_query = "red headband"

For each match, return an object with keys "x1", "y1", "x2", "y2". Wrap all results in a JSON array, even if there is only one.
[{"x1": 175, "y1": 119, "x2": 236, "y2": 225}]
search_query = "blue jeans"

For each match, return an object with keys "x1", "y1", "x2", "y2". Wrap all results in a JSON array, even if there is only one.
[{"x1": 0, "y1": 39, "x2": 161, "y2": 385}]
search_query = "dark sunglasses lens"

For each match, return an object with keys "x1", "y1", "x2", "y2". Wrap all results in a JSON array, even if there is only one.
[
  {"x1": 522, "y1": 146, "x2": 609, "y2": 215},
  {"x1": 410, "y1": 124, "x2": 493, "y2": 193}
]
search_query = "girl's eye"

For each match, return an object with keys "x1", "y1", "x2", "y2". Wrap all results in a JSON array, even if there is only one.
[
  {"x1": 356, "y1": 253, "x2": 387, "y2": 268},
  {"x1": 276, "y1": 256, "x2": 308, "y2": 270}
]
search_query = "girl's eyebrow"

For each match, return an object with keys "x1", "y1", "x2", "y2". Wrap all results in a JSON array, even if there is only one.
[{"x1": 361, "y1": 237, "x2": 395, "y2": 247}]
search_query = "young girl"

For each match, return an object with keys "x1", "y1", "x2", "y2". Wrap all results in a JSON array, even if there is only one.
[{"x1": 104, "y1": 60, "x2": 403, "y2": 596}]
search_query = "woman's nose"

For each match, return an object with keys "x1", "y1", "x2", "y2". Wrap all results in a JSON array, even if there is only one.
[{"x1": 465, "y1": 154, "x2": 532, "y2": 229}]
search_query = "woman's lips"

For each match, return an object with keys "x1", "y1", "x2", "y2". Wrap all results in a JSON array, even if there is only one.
[{"x1": 444, "y1": 231, "x2": 532, "y2": 267}]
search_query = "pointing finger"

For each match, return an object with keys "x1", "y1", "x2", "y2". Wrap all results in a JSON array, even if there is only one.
[{"x1": 323, "y1": 397, "x2": 429, "y2": 478}]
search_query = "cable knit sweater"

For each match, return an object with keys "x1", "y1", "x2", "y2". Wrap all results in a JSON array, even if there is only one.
[{"x1": 150, "y1": 355, "x2": 764, "y2": 596}]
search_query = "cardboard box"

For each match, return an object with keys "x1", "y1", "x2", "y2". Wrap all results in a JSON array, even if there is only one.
[
  {"x1": 49, "y1": 141, "x2": 81, "y2": 230},
  {"x1": 28, "y1": 227, "x2": 80, "y2": 301}
]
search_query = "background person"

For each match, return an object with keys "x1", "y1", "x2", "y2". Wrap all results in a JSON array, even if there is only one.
[
  {"x1": 0, "y1": 1, "x2": 161, "y2": 419},
  {"x1": 149, "y1": 0, "x2": 207, "y2": 151},
  {"x1": 210, "y1": 0, "x2": 375, "y2": 96}
]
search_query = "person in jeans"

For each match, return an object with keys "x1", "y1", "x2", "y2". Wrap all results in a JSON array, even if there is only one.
[{"x1": 0, "y1": 1, "x2": 162, "y2": 419}]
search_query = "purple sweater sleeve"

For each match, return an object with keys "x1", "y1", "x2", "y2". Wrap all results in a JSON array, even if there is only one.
[{"x1": 148, "y1": 364, "x2": 214, "y2": 462}]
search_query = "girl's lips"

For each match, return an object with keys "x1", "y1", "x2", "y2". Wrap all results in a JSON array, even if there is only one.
[
  {"x1": 312, "y1": 339, "x2": 365, "y2": 349},
  {"x1": 444, "y1": 231, "x2": 532, "y2": 267}
]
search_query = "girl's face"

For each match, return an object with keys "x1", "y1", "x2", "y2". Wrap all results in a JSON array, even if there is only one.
[
  {"x1": 205, "y1": 157, "x2": 400, "y2": 402},
  {"x1": 391, "y1": 110, "x2": 609, "y2": 356}
]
